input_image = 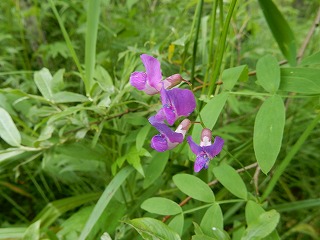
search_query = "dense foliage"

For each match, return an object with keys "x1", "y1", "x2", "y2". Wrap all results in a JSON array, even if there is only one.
[{"x1": 0, "y1": 0, "x2": 319, "y2": 239}]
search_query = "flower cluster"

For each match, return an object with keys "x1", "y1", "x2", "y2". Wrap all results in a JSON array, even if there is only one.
[{"x1": 130, "y1": 54, "x2": 224, "y2": 172}]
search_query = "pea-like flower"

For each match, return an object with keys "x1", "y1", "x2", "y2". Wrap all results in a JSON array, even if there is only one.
[
  {"x1": 153, "y1": 87, "x2": 196, "y2": 125},
  {"x1": 149, "y1": 118, "x2": 191, "y2": 152},
  {"x1": 187, "y1": 128, "x2": 224, "y2": 172},
  {"x1": 130, "y1": 54, "x2": 183, "y2": 95}
]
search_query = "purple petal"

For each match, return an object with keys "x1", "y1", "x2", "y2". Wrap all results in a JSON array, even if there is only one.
[
  {"x1": 187, "y1": 136, "x2": 202, "y2": 155},
  {"x1": 150, "y1": 122, "x2": 183, "y2": 143},
  {"x1": 140, "y1": 54, "x2": 162, "y2": 90},
  {"x1": 163, "y1": 88, "x2": 196, "y2": 117},
  {"x1": 130, "y1": 72, "x2": 147, "y2": 90},
  {"x1": 162, "y1": 107, "x2": 177, "y2": 125},
  {"x1": 204, "y1": 136, "x2": 224, "y2": 158},
  {"x1": 151, "y1": 135, "x2": 168, "y2": 152},
  {"x1": 194, "y1": 154, "x2": 209, "y2": 172}
]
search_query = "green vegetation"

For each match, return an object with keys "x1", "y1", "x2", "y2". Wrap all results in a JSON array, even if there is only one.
[{"x1": 0, "y1": 0, "x2": 319, "y2": 239}]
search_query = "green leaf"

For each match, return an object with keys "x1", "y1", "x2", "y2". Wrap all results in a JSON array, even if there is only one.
[
  {"x1": 258, "y1": 0, "x2": 296, "y2": 66},
  {"x1": 280, "y1": 68, "x2": 320, "y2": 94},
  {"x1": 94, "y1": 65, "x2": 114, "y2": 92},
  {"x1": 0, "y1": 228, "x2": 26, "y2": 239},
  {"x1": 51, "y1": 68, "x2": 65, "y2": 92},
  {"x1": 79, "y1": 166, "x2": 133, "y2": 240},
  {"x1": 242, "y1": 210, "x2": 280, "y2": 240},
  {"x1": 136, "y1": 124, "x2": 151, "y2": 151},
  {"x1": 299, "y1": 51, "x2": 320, "y2": 66},
  {"x1": 33, "y1": 192, "x2": 101, "y2": 229},
  {"x1": 200, "y1": 203, "x2": 223, "y2": 237},
  {"x1": 200, "y1": 92, "x2": 229, "y2": 130},
  {"x1": 256, "y1": 55, "x2": 280, "y2": 93},
  {"x1": 34, "y1": 68, "x2": 54, "y2": 101},
  {"x1": 141, "y1": 197, "x2": 182, "y2": 215},
  {"x1": 173, "y1": 174, "x2": 215, "y2": 203},
  {"x1": 245, "y1": 201, "x2": 280, "y2": 240},
  {"x1": 222, "y1": 65, "x2": 248, "y2": 91},
  {"x1": 23, "y1": 220, "x2": 40, "y2": 240},
  {"x1": 254, "y1": 95, "x2": 285, "y2": 174},
  {"x1": 126, "y1": 217, "x2": 181, "y2": 240},
  {"x1": 0, "y1": 148, "x2": 24, "y2": 163},
  {"x1": 168, "y1": 214, "x2": 184, "y2": 236},
  {"x1": 0, "y1": 107, "x2": 21, "y2": 147},
  {"x1": 143, "y1": 151, "x2": 169, "y2": 188},
  {"x1": 52, "y1": 92, "x2": 89, "y2": 103},
  {"x1": 192, "y1": 92, "x2": 228, "y2": 143},
  {"x1": 212, "y1": 164, "x2": 247, "y2": 200},
  {"x1": 192, "y1": 235, "x2": 215, "y2": 240},
  {"x1": 126, "y1": 147, "x2": 147, "y2": 177}
]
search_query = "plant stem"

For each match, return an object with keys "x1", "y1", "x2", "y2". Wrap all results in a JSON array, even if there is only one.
[{"x1": 208, "y1": 0, "x2": 238, "y2": 96}]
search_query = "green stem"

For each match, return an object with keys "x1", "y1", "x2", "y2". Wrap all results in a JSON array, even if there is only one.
[
  {"x1": 261, "y1": 113, "x2": 320, "y2": 201},
  {"x1": 190, "y1": 0, "x2": 204, "y2": 85},
  {"x1": 202, "y1": 0, "x2": 219, "y2": 95},
  {"x1": 208, "y1": 0, "x2": 238, "y2": 96}
]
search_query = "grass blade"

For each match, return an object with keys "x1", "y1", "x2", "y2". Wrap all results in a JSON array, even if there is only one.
[
  {"x1": 79, "y1": 166, "x2": 134, "y2": 240},
  {"x1": 85, "y1": 0, "x2": 101, "y2": 96}
]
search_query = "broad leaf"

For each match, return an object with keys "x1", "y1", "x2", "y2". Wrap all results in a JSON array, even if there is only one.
[
  {"x1": 256, "y1": 55, "x2": 280, "y2": 93},
  {"x1": 34, "y1": 68, "x2": 54, "y2": 101},
  {"x1": 192, "y1": 92, "x2": 228, "y2": 143},
  {"x1": 143, "y1": 151, "x2": 169, "y2": 188},
  {"x1": 258, "y1": 0, "x2": 296, "y2": 66},
  {"x1": 254, "y1": 95, "x2": 285, "y2": 174},
  {"x1": 141, "y1": 197, "x2": 182, "y2": 215},
  {"x1": 200, "y1": 203, "x2": 223, "y2": 237},
  {"x1": 52, "y1": 92, "x2": 88, "y2": 103},
  {"x1": 0, "y1": 107, "x2": 21, "y2": 147},
  {"x1": 242, "y1": 210, "x2": 280, "y2": 240},
  {"x1": 168, "y1": 213, "x2": 184, "y2": 236},
  {"x1": 280, "y1": 68, "x2": 320, "y2": 94},
  {"x1": 299, "y1": 51, "x2": 320, "y2": 66},
  {"x1": 126, "y1": 217, "x2": 181, "y2": 240},
  {"x1": 213, "y1": 164, "x2": 247, "y2": 200},
  {"x1": 136, "y1": 124, "x2": 151, "y2": 151},
  {"x1": 222, "y1": 65, "x2": 248, "y2": 91},
  {"x1": 173, "y1": 174, "x2": 215, "y2": 203}
]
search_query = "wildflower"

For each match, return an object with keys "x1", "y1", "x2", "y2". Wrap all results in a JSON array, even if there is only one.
[
  {"x1": 130, "y1": 54, "x2": 182, "y2": 95},
  {"x1": 153, "y1": 87, "x2": 196, "y2": 125},
  {"x1": 149, "y1": 118, "x2": 191, "y2": 152},
  {"x1": 187, "y1": 128, "x2": 224, "y2": 172}
]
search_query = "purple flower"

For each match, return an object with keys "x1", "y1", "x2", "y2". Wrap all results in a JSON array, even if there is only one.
[
  {"x1": 130, "y1": 54, "x2": 182, "y2": 95},
  {"x1": 187, "y1": 128, "x2": 224, "y2": 172},
  {"x1": 149, "y1": 118, "x2": 191, "y2": 152},
  {"x1": 153, "y1": 87, "x2": 196, "y2": 125}
]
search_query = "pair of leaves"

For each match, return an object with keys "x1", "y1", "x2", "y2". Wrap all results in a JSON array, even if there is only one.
[
  {"x1": 34, "y1": 68, "x2": 88, "y2": 103},
  {"x1": 255, "y1": 55, "x2": 285, "y2": 174}
]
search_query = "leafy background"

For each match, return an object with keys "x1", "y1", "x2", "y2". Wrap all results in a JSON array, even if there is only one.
[{"x1": 0, "y1": 0, "x2": 319, "y2": 239}]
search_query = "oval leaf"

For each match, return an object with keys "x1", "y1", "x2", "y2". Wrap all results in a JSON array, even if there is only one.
[
  {"x1": 200, "y1": 203, "x2": 223, "y2": 237},
  {"x1": 254, "y1": 95, "x2": 285, "y2": 174},
  {"x1": 126, "y1": 217, "x2": 181, "y2": 240},
  {"x1": 34, "y1": 68, "x2": 54, "y2": 101},
  {"x1": 212, "y1": 164, "x2": 247, "y2": 200},
  {"x1": 141, "y1": 197, "x2": 182, "y2": 215},
  {"x1": 0, "y1": 108, "x2": 21, "y2": 147},
  {"x1": 256, "y1": 55, "x2": 280, "y2": 93},
  {"x1": 258, "y1": 0, "x2": 296, "y2": 66},
  {"x1": 173, "y1": 174, "x2": 215, "y2": 203},
  {"x1": 168, "y1": 213, "x2": 184, "y2": 236},
  {"x1": 280, "y1": 68, "x2": 320, "y2": 94},
  {"x1": 192, "y1": 92, "x2": 228, "y2": 143},
  {"x1": 242, "y1": 210, "x2": 280, "y2": 240},
  {"x1": 222, "y1": 65, "x2": 248, "y2": 91}
]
